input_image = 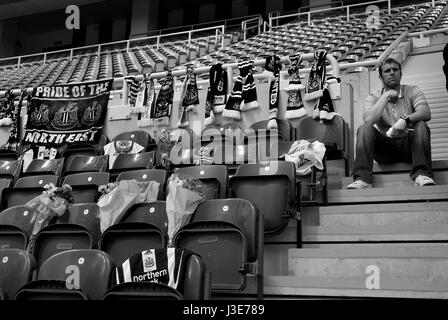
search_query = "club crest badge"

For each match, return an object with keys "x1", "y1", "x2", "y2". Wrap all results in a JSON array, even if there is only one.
[
  {"x1": 82, "y1": 100, "x2": 102, "y2": 126},
  {"x1": 31, "y1": 104, "x2": 50, "y2": 126},
  {"x1": 52, "y1": 102, "x2": 79, "y2": 130}
]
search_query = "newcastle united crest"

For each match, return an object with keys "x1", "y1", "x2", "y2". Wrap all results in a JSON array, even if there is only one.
[
  {"x1": 31, "y1": 104, "x2": 50, "y2": 126},
  {"x1": 52, "y1": 102, "x2": 79, "y2": 130},
  {"x1": 82, "y1": 100, "x2": 102, "y2": 126}
]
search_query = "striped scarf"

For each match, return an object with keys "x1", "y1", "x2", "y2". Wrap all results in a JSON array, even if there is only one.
[{"x1": 177, "y1": 64, "x2": 199, "y2": 128}]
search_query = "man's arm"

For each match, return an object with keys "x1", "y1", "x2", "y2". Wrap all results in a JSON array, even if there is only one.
[
  {"x1": 363, "y1": 90, "x2": 398, "y2": 125},
  {"x1": 408, "y1": 86, "x2": 431, "y2": 123}
]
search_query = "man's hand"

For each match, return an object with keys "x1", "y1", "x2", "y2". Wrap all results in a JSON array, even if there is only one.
[
  {"x1": 392, "y1": 117, "x2": 407, "y2": 130},
  {"x1": 383, "y1": 89, "x2": 399, "y2": 100}
]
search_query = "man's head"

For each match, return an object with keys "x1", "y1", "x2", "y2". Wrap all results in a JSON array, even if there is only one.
[{"x1": 378, "y1": 57, "x2": 402, "y2": 89}]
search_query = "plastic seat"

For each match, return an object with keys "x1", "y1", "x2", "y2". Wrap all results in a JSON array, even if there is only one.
[
  {"x1": 31, "y1": 203, "x2": 100, "y2": 268},
  {"x1": 249, "y1": 119, "x2": 295, "y2": 141},
  {"x1": 62, "y1": 154, "x2": 108, "y2": 177},
  {"x1": 0, "y1": 187, "x2": 44, "y2": 210},
  {"x1": 102, "y1": 253, "x2": 209, "y2": 300},
  {"x1": 22, "y1": 158, "x2": 64, "y2": 177},
  {"x1": 117, "y1": 169, "x2": 167, "y2": 200},
  {"x1": 0, "y1": 150, "x2": 19, "y2": 161},
  {"x1": 109, "y1": 151, "x2": 156, "y2": 179},
  {"x1": 296, "y1": 115, "x2": 349, "y2": 176},
  {"x1": 0, "y1": 159, "x2": 22, "y2": 182},
  {"x1": 14, "y1": 249, "x2": 115, "y2": 300},
  {"x1": 176, "y1": 165, "x2": 228, "y2": 199},
  {"x1": 0, "y1": 205, "x2": 35, "y2": 250},
  {"x1": 14, "y1": 175, "x2": 58, "y2": 188},
  {"x1": 174, "y1": 198, "x2": 263, "y2": 299},
  {"x1": 229, "y1": 161, "x2": 300, "y2": 241},
  {"x1": 100, "y1": 201, "x2": 167, "y2": 264},
  {"x1": 0, "y1": 249, "x2": 36, "y2": 299},
  {"x1": 112, "y1": 130, "x2": 155, "y2": 150}
]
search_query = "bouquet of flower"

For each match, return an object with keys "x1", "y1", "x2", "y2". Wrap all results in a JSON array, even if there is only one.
[
  {"x1": 155, "y1": 129, "x2": 177, "y2": 169},
  {"x1": 166, "y1": 172, "x2": 206, "y2": 247},
  {"x1": 25, "y1": 183, "x2": 73, "y2": 252}
]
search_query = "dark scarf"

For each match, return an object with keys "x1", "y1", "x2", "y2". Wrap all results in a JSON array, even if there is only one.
[
  {"x1": 177, "y1": 64, "x2": 199, "y2": 128},
  {"x1": 204, "y1": 63, "x2": 228, "y2": 127},
  {"x1": 153, "y1": 71, "x2": 174, "y2": 127},
  {"x1": 285, "y1": 54, "x2": 307, "y2": 120},
  {"x1": 265, "y1": 55, "x2": 282, "y2": 129}
]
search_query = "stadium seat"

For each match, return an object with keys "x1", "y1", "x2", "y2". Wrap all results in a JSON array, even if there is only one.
[
  {"x1": 174, "y1": 198, "x2": 263, "y2": 299},
  {"x1": 100, "y1": 201, "x2": 167, "y2": 264},
  {"x1": 0, "y1": 205, "x2": 35, "y2": 250},
  {"x1": 229, "y1": 161, "x2": 300, "y2": 243},
  {"x1": 176, "y1": 165, "x2": 228, "y2": 199},
  {"x1": 62, "y1": 154, "x2": 109, "y2": 177},
  {"x1": 31, "y1": 203, "x2": 100, "y2": 268},
  {"x1": 14, "y1": 175, "x2": 58, "y2": 188},
  {"x1": 60, "y1": 172, "x2": 108, "y2": 204},
  {"x1": 14, "y1": 249, "x2": 115, "y2": 300},
  {"x1": 0, "y1": 186, "x2": 44, "y2": 210},
  {"x1": 249, "y1": 119, "x2": 295, "y2": 141},
  {"x1": 0, "y1": 149, "x2": 19, "y2": 161},
  {"x1": 22, "y1": 158, "x2": 64, "y2": 177},
  {"x1": 117, "y1": 169, "x2": 167, "y2": 200},
  {"x1": 102, "y1": 253, "x2": 210, "y2": 300},
  {"x1": 112, "y1": 130, "x2": 155, "y2": 150},
  {"x1": 296, "y1": 115, "x2": 350, "y2": 176},
  {"x1": 0, "y1": 159, "x2": 22, "y2": 182},
  {"x1": 0, "y1": 249, "x2": 36, "y2": 300},
  {"x1": 109, "y1": 151, "x2": 156, "y2": 179}
]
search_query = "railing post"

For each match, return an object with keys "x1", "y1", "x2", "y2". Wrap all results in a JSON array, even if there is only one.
[
  {"x1": 308, "y1": 12, "x2": 311, "y2": 25},
  {"x1": 221, "y1": 26, "x2": 225, "y2": 49},
  {"x1": 97, "y1": 45, "x2": 101, "y2": 57},
  {"x1": 17, "y1": 57, "x2": 20, "y2": 69},
  {"x1": 156, "y1": 36, "x2": 160, "y2": 49},
  {"x1": 347, "y1": 6, "x2": 350, "y2": 22},
  {"x1": 126, "y1": 40, "x2": 130, "y2": 52},
  {"x1": 226, "y1": 65, "x2": 234, "y2": 94},
  {"x1": 269, "y1": 17, "x2": 272, "y2": 28},
  {"x1": 188, "y1": 31, "x2": 191, "y2": 44},
  {"x1": 388, "y1": 0, "x2": 391, "y2": 13},
  {"x1": 44, "y1": 53, "x2": 47, "y2": 64}
]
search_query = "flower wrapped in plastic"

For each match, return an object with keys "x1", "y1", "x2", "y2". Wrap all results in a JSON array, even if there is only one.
[
  {"x1": 98, "y1": 179, "x2": 160, "y2": 233},
  {"x1": 166, "y1": 171, "x2": 206, "y2": 247},
  {"x1": 25, "y1": 183, "x2": 73, "y2": 252}
]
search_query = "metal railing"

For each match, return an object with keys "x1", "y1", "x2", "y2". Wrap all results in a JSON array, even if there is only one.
[
  {"x1": 241, "y1": 15, "x2": 264, "y2": 40},
  {"x1": 408, "y1": 26, "x2": 448, "y2": 37},
  {"x1": 269, "y1": 0, "x2": 391, "y2": 27},
  {"x1": 0, "y1": 25, "x2": 226, "y2": 70}
]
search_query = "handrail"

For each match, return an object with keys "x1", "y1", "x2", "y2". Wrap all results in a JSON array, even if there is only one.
[
  {"x1": 408, "y1": 26, "x2": 448, "y2": 37},
  {"x1": 298, "y1": 1, "x2": 344, "y2": 13},
  {"x1": 269, "y1": 0, "x2": 390, "y2": 27},
  {"x1": 241, "y1": 15, "x2": 264, "y2": 41},
  {"x1": 0, "y1": 25, "x2": 225, "y2": 69}
]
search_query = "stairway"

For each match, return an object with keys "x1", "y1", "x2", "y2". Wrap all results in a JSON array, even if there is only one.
[{"x1": 264, "y1": 160, "x2": 448, "y2": 299}]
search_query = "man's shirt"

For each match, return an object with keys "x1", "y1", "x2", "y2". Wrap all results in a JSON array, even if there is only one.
[{"x1": 364, "y1": 84, "x2": 429, "y2": 137}]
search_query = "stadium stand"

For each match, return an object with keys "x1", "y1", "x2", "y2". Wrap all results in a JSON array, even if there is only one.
[{"x1": 0, "y1": 0, "x2": 447, "y2": 301}]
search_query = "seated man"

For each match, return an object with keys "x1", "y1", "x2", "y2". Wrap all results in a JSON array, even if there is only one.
[{"x1": 347, "y1": 57, "x2": 435, "y2": 189}]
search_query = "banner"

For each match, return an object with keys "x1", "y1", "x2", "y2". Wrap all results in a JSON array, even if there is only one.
[{"x1": 22, "y1": 79, "x2": 113, "y2": 147}]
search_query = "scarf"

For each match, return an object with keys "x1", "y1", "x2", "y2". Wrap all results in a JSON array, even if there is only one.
[
  {"x1": 0, "y1": 90, "x2": 14, "y2": 126},
  {"x1": 177, "y1": 64, "x2": 199, "y2": 128},
  {"x1": 137, "y1": 73, "x2": 157, "y2": 127},
  {"x1": 204, "y1": 63, "x2": 228, "y2": 127},
  {"x1": 153, "y1": 71, "x2": 174, "y2": 127},
  {"x1": 265, "y1": 55, "x2": 282, "y2": 129},
  {"x1": 6, "y1": 89, "x2": 28, "y2": 150},
  {"x1": 285, "y1": 54, "x2": 307, "y2": 120}
]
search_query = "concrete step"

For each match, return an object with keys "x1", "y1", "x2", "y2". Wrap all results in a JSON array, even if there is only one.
[
  {"x1": 372, "y1": 160, "x2": 448, "y2": 173},
  {"x1": 264, "y1": 275, "x2": 448, "y2": 299},
  {"x1": 327, "y1": 185, "x2": 448, "y2": 204},
  {"x1": 287, "y1": 247, "x2": 448, "y2": 296},
  {"x1": 338, "y1": 171, "x2": 448, "y2": 188},
  {"x1": 318, "y1": 202, "x2": 448, "y2": 227},
  {"x1": 303, "y1": 225, "x2": 448, "y2": 242}
]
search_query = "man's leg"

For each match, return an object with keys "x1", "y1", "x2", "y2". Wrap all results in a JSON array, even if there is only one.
[
  {"x1": 353, "y1": 124, "x2": 400, "y2": 184},
  {"x1": 409, "y1": 121, "x2": 433, "y2": 180}
]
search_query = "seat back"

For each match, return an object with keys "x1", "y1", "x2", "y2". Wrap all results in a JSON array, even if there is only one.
[
  {"x1": 0, "y1": 205, "x2": 36, "y2": 249},
  {"x1": 229, "y1": 161, "x2": 296, "y2": 235},
  {"x1": 0, "y1": 249, "x2": 35, "y2": 299},
  {"x1": 100, "y1": 202, "x2": 167, "y2": 264},
  {"x1": 175, "y1": 199, "x2": 261, "y2": 295},
  {"x1": 14, "y1": 175, "x2": 58, "y2": 188},
  {"x1": 62, "y1": 172, "x2": 110, "y2": 187},
  {"x1": 117, "y1": 169, "x2": 167, "y2": 200},
  {"x1": 24, "y1": 158, "x2": 63, "y2": 177},
  {"x1": 176, "y1": 165, "x2": 228, "y2": 199},
  {"x1": 0, "y1": 150, "x2": 19, "y2": 161},
  {"x1": 63, "y1": 155, "x2": 108, "y2": 176},
  {"x1": 111, "y1": 151, "x2": 156, "y2": 173},
  {"x1": 249, "y1": 119, "x2": 295, "y2": 141},
  {"x1": 33, "y1": 249, "x2": 114, "y2": 300},
  {"x1": 112, "y1": 130, "x2": 154, "y2": 149},
  {"x1": 0, "y1": 159, "x2": 22, "y2": 182},
  {"x1": 0, "y1": 187, "x2": 44, "y2": 210}
]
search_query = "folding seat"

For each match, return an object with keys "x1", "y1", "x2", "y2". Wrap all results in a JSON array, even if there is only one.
[
  {"x1": 174, "y1": 198, "x2": 263, "y2": 299},
  {"x1": 30, "y1": 203, "x2": 100, "y2": 268},
  {"x1": 176, "y1": 165, "x2": 228, "y2": 199},
  {"x1": 0, "y1": 249, "x2": 36, "y2": 299},
  {"x1": 59, "y1": 134, "x2": 108, "y2": 161},
  {"x1": 0, "y1": 205, "x2": 35, "y2": 250},
  {"x1": 100, "y1": 201, "x2": 167, "y2": 264},
  {"x1": 14, "y1": 249, "x2": 115, "y2": 300},
  {"x1": 0, "y1": 184, "x2": 45, "y2": 210},
  {"x1": 296, "y1": 115, "x2": 349, "y2": 177},
  {"x1": 62, "y1": 154, "x2": 108, "y2": 177},
  {"x1": 0, "y1": 149, "x2": 19, "y2": 161},
  {"x1": 229, "y1": 161, "x2": 300, "y2": 244},
  {"x1": 117, "y1": 169, "x2": 167, "y2": 200},
  {"x1": 0, "y1": 159, "x2": 22, "y2": 183},
  {"x1": 14, "y1": 175, "x2": 58, "y2": 188},
  {"x1": 102, "y1": 253, "x2": 210, "y2": 300},
  {"x1": 112, "y1": 130, "x2": 155, "y2": 151},
  {"x1": 61, "y1": 172, "x2": 109, "y2": 204},
  {"x1": 109, "y1": 151, "x2": 156, "y2": 180}
]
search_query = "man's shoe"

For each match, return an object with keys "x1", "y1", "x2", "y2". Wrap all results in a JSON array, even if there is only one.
[
  {"x1": 414, "y1": 175, "x2": 436, "y2": 186},
  {"x1": 346, "y1": 180, "x2": 372, "y2": 189}
]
